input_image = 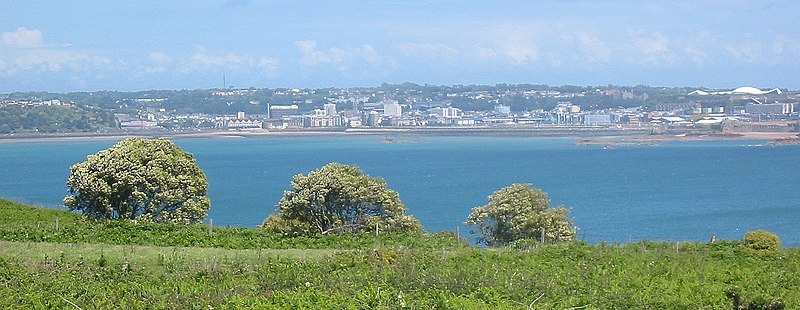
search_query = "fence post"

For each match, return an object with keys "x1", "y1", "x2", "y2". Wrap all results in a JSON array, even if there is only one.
[
  {"x1": 540, "y1": 228, "x2": 545, "y2": 244},
  {"x1": 375, "y1": 223, "x2": 379, "y2": 237},
  {"x1": 208, "y1": 218, "x2": 213, "y2": 236},
  {"x1": 456, "y1": 226, "x2": 461, "y2": 247}
]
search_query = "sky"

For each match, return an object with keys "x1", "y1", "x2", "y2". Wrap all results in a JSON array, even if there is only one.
[{"x1": 1, "y1": 0, "x2": 799, "y2": 92}]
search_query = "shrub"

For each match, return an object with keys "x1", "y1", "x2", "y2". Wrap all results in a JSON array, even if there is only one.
[
  {"x1": 466, "y1": 183, "x2": 576, "y2": 247},
  {"x1": 742, "y1": 230, "x2": 781, "y2": 254},
  {"x1": 64, "y1": 138, "x2": 210, "y2": 224},
  {"x1": 263, "y1": 163, "x2": 420, "y2": 235}
]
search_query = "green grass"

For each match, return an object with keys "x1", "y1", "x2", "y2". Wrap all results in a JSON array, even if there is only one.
[
  {"x1": 1, "y1": 198, "x2": 798, "y2": 309},
  {"x1": 0, "y1": 198, "x2": 460, "y2": 250}
]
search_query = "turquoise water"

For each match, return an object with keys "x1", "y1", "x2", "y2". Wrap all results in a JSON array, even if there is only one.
[{"x1": 1, "y1": 136, "x2": 799, "y2": 246}]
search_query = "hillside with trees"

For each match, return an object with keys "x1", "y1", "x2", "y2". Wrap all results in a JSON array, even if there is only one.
[
  {"x1": 2, "y1": 84, "x2": 729, "y2": 116},
  {"x1": 0, "y1": 104, "x2": 116, "y2": 134}
]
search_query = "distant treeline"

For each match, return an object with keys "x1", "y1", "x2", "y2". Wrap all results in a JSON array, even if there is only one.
[
  {"x1": 0, "y1": 105, "x2": 117, "y2": 134},
  {"x1": 2, "y1": 83, "x2": 759, "y2": 116}
]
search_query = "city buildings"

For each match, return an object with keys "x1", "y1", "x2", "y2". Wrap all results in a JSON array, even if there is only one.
[{"x1": 3, "y1": 84, "x2": 797, "y2": 133}]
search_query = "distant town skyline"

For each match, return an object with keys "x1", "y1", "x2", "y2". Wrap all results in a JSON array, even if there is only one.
[{"x1": 1, "y1": 1, "x2": 799, "y2": 93}]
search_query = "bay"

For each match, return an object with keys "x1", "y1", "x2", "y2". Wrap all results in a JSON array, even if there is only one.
[{"x1": 1, "y1": 135, "x2": 798, "y2": 246}]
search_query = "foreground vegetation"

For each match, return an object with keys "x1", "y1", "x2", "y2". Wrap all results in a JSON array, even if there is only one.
[
  {"x1": 1, "y1": 199, "x2": 797, "y2": 309},
  {"x1": 65, "y1": 138, "x2": 211, "y2": 224},
  {"x1": 0, "y1": 199, "x2": 455, "y2": 250}
]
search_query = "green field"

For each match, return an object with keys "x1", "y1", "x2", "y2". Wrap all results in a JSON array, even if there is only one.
[{"x1": 0, "y1": 198, "x2": 796, "y2": 309}]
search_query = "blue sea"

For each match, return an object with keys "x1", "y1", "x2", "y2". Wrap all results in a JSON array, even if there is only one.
[{"x1": 1, "y1": 135, "x2": 799, "y2": 246}]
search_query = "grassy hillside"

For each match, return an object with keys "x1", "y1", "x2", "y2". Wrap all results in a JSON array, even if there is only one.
[
  {"x1": 0, "y1": 198, "x2": 797, "y2": 309},
  {"x1": 0, "y1": 198, "x2": 458, "y2": 250}
]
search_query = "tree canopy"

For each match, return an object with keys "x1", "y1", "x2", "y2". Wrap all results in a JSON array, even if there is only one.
[
  {"x1": 63, "y1": 138, "x2": 210, "y2": 224},
  {"x1": 0, "y1": 105, "x2": 116, "y2": 134},
  {"x1": 466, "y1": 183, "x2": 577, "y2": 246},
  {"x1": 263, "y1": 162, "x2": 421, "y2": 235}
]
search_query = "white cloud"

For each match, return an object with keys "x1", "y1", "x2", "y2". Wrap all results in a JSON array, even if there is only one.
[
  {"x1": 148, "y1": 52, "x2": 173, "y2": 64},
  {"x1": 144, "y1": 66, "x2": 166, "y2": 74},
  {"x1": 258, "y1": 57, "x2": 279, "y2": 69},
  {"x1": 634, "y1": 32, "x2": 670, "y2": 55},
  {"x1": 188, "y1": 48, "x2": 253, "y2": 68},
  {"x1": 683, "y1": 46, "x2": 707, "y2": 65},
  {"x1": 394, "y1": 23, "x2": 611, "y2": 67},
  {"x1": 141, "y1": 52, "x2": 173, "y2": 74},
  {"x1": 401, "y1": 23, "x2": 614, "y2": 67},
  {"x1": 0, "y1": 49, "x2": 111, "y2": 76},
  {"x1": 726, "y1": 43, "x2": 767, "y2": 64},
  {"x1": 479, "y1": 24, "x2": 541, "y2": 65},
  {"x1": 178, "y1": 48, "x2": 280, "y2": 78},
  {"x1": 674, "y1": 31, "x2": 716, "y2": 65},
  {"x1": 499, "y1": 41, "x2": 539, "y2": 65},
  {"x1": 724, "y1": 36, "x2": 800, "y2": 65},
  {"x1": 397, "y1": 43, "x2": 459, "y2": 61},
  {"x1": 0, "y1": 27, "x2": 110, "y2": 77},
  {"x1": 361, "y1": 44, "x2": 380, "y2": 64},
  {"x1": 622, "y1": 31, "x2": 676, "y2": 65},
  {"x1": 295, "y1": 40, "x2": 350, "y2": 65},
  {"x1": 391, "y1": 22, "x2": 795, "y2": 70},
  {"x1": 771, "y1": 35, "x2": 800, "y2": 62},
  {"x1": 573, "y1": 33, "x2": 612, "y2": 63},
  {"x1": 294, "y1": 40, "x2": 381, "y2": 69},
  {"x1": 186, "y1": 48, "x2": 268, "y2": 69},
  {"x1": 258, "y1": 57, "x2": 280, "y2": 77},
  {"x1": 1, "y1": 27, "x2": 43, "y2": 48}
]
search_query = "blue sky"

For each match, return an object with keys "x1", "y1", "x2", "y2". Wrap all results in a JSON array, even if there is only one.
[{"x1": 1, "y1": 1, "x2": 799, "y2": 92}]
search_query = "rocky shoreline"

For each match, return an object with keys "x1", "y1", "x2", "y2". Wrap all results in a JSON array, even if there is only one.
[{"x1": 768, "y1": 137, "x2": 800, "y2": 146}]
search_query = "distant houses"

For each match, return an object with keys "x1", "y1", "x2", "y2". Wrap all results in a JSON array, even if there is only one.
[{"x1": 4, "y1": 84, "x2": 797, "y2": 134}]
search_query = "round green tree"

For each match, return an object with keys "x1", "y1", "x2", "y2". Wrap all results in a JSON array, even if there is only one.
[
  {"x1": 466, "y1": 183, "x2": 577, "y2": 247},
  {"x1": 743, "y1": 230, "x2": 781, "y2": 254},
  {"x1": 63, "y1": 137, "x2": 210, "y2": 224},
  {"x1": 263, "y1": 162, "x2": 421, "y2": 235}
]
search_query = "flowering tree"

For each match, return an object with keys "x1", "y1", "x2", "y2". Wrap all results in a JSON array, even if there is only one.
[
  {"x1": 64, "y1": 138, "x2": 210, "y2": 224},
  {"x1": 467, "y1": 183, "x2": 576, "y2": 246},
  {"x1": 263, "y1": 163, "x2": 420, "y2": 235}
]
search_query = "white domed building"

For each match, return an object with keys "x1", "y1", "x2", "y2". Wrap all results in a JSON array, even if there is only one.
[
  {"x1": 730, "y1": 86, "x2": 782, "y2": 95},
  {"x1": 688, "y1": 87, "x2": 782, "y2": 96}
]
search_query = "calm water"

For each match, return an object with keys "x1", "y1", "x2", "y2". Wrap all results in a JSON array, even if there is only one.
[{"x1": 1, "y1": 136, "x2": 799, "y2": 246}]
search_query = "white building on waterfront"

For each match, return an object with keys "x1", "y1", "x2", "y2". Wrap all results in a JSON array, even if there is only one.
[
  {"x1": 494, "y1": 104, "x2": 511, "y2": 115},
  {"x1": 584, "y1": 114, "x2": 612, "y2": 125},
  {"x1": 324, "y1": 103, "x2": 337, "y2": 116},
  {"x1": 430, "y1": 107, "x2": 461, "y2": 118},
  {"x1": 383, "y1": 102, "x2": 402, "y2": 117}
]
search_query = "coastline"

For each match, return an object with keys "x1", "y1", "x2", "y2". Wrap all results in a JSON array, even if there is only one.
[
  {"x1": 575, "y1": 131, "x2": 800, "y2": 147},
  {"x1": 0, "y1": 127, "x2": 797, "y2": 145},
  {"x1": 0, "y1": 129, "x2": 348, "y2": 144}
]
